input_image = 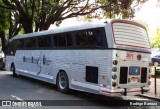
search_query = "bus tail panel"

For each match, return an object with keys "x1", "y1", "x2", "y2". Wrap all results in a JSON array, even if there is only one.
[{"x1": 109, "y1": 50, "x2": 151, "y2": 96}]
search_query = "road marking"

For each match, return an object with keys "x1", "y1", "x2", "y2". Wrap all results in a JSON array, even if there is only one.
[{"x1": 11, "y1": 95, "x2": 23, "y2": 101}]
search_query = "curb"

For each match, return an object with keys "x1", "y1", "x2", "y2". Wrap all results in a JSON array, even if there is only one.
[{"x1": 137, "y1": 94, "x2": 160, "y2": 101}]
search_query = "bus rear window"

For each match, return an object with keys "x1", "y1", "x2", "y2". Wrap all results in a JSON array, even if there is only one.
[{"x1": 112, "y1": 22, "x2": 150, "y2": 49}]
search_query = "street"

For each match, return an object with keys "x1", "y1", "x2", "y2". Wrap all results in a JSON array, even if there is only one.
[{"x1": 0, "y1": 71, "x2": 159, "y2": 109}]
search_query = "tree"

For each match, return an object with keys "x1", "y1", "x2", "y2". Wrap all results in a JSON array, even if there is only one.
[
  {"x1": 0, "y1": 0, "x2": 147, "y2": 54},
  {"x1": 150, "y1": 28, "x2": 160, "y2": 48},
  {"x1": 1, "y1": 0, "x2": 108, "y2": 34},
  {"x1": 1, "y1": 0, "x2": 148, "y2": 34},
  {"x1": 97, "y1": 0, "x2": 135, "y2": 19},
  {"x1": 80, "y1": 0, "x2": 148, "y2": 20},
  {"x1": 0, "y1": 0, "x2": 10, "y2": 53}
]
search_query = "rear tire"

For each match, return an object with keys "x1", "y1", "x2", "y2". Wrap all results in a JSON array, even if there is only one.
[
  {"x1": 11, "y1": 64, "x2": 17, "y2": 77},
  {"x1": 57, "y1": 71, "x2": 69, "y2": 93}
]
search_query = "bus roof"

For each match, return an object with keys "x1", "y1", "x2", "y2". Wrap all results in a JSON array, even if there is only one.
[
  {"x1": 11, "y1": 19, "x2": 146, "y2": 40},
  {"x1": 12, "y1": 22, "x2": 106, "y2": 40}
]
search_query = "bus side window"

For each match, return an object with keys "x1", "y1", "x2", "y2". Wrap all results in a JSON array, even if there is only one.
[
  {"x1": 38, "y1": 36, "x2": 51, "y2": 48},
  {"x1": 53, "y1": 34, "x2": 64, "y2": 47},
  {"x1": 76, "y1": 31, "x2": 88, "y2": 46},
  {"x1": 25, "y1": 38, "x2": 37, "y2": 48},
  {"x1": 65, "y1": 33, "x2": 72, "y2": 46},
  {"x1": 53, "y1": 33, "x2": 72, "y2": 47},
  {"x1": 16, "y1": 39, "x2": 24, "y2": 49},
  {"x1": 76, "y1": 29, "x2": 104, "y2": 47},
  {"x1": 96, "y1": 30, "x2": 103, "y2": 46},
  {"x1": 88, "y1": 30, "x2": 97, "y2": 46}
]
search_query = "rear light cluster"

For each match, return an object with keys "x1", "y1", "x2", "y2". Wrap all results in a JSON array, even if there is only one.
[
  {"x1": 113, "y1": 60, "x2": 118, "y2": 65},
  {"x1": 112, "y1": 74, "x2": 117, "y2": 80},
  {"x1": 112, "y1": 60, "x2": 118, "y2": 87},
  {"x1": 148, "y1": 61, "x2": 152, "y2": 86},
  {"x1": 112, "y1": 82, "x2": 117, "y2": 87},
  {"x1": 112, "y1": 67, "x2": 117, "y2": 72}
]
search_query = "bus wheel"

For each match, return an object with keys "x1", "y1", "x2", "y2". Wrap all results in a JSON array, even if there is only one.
[
  {"x1": 11, "y1": 64, "x2": 17, "y2": 77},
  {"x1": 57, "y1": 71, "x2": 69, "y2": 93}
]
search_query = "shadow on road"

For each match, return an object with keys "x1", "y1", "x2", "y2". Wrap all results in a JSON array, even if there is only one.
[
  {"x1": 9, "y1": 74, "x2": 122, "y2": 99},
  {"x1": 4, "y1": 73, "x2": 145, "y2": 108}
]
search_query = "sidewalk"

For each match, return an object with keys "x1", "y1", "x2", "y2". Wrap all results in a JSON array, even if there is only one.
[{"x1": 139, "y1": 77, "x2": 160, "y2": 101}]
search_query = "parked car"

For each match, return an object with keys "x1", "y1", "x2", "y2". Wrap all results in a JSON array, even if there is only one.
[{"x1": 152, "y1": 54, "x2": 160, "y2": 66}]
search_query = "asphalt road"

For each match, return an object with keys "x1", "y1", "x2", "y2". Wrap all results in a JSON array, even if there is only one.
[{"x1": 0, "y1": 71, "x2": 158, "y2": 109}]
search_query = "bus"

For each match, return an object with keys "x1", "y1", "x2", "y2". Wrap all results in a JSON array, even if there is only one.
[{"x1": 5, "y1": 19, "x2": 151, "y2": 96}]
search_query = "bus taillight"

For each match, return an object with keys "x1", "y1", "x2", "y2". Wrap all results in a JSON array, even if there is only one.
[
  {"x1": 113, "y1": 60, "x2": 118, "y2": 65},
  {"x1": 112, "y1": 67, "x2": 117, "y2": 72},
  {"x1": 112, "y1": 82, "x2": 117, "y2": 87},
  {"x1": 112, "y1": 74, "x2": 117, "y2": 80}
]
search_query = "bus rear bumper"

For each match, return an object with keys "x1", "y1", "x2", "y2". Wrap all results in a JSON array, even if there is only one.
[{"x1": 100, "y1": 87, "x2": 150, "y2": 96}]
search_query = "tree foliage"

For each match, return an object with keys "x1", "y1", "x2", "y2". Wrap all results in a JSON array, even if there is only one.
[
  {"x1": 0, "y1": 0, "x2": 10, "y2": 53},
  {"x1": 82, "y1": 0, "x2": 148, "y2": 20},
  {"x1": 150, "y1": 28, "x2": 160, "y2": 48},
  {"x1": 0, "y1": 0, "x2": 147, "y2": 35},
  {"x1": 1, "y1": 0, "x2": 108, "y2": 34},
  {"x1": 0, "y1": 0, "x2": 9, "y2": 31}
]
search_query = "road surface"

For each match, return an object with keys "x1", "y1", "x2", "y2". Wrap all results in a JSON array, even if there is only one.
[{"x1": 0, "y1": 71, "x2": 158, "y2": 109}]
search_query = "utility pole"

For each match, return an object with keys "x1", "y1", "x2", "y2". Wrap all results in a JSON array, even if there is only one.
[{"x1": 155, "y1": 67, "x2": 157, "y2": 95}]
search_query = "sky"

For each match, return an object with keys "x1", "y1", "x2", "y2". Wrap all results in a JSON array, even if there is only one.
[{"x1": 134, "y1": 0, "x2": 160, "y2": 34}]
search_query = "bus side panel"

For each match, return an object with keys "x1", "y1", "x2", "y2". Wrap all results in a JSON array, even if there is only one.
[
  {"x1": 14, "y1": 49, "x2": 114, "y2": 95},
  {"x1": 68, "y1": 50, "x2": 113, "y2": 93}
]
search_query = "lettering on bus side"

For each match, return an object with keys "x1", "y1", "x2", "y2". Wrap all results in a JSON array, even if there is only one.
[{"x1": 23, "y1": 56, "x2": 51, "y2": 66}]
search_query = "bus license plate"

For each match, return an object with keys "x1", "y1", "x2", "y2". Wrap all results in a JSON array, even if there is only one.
[{"x1": 129, "y1": 66, "x2": 140, "y2": 75}]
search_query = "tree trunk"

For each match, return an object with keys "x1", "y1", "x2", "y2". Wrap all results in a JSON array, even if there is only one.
[
  {"x1": 20, "y1": 15, "x2": 33, "y2": 33},
  {"x1": 0, "y1": 31, "x2": 7, "y2": 55}
]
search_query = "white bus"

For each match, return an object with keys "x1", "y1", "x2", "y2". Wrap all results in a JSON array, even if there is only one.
[{"x1": 5, "y1": 19, "x2": 151, "y2": 96}]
